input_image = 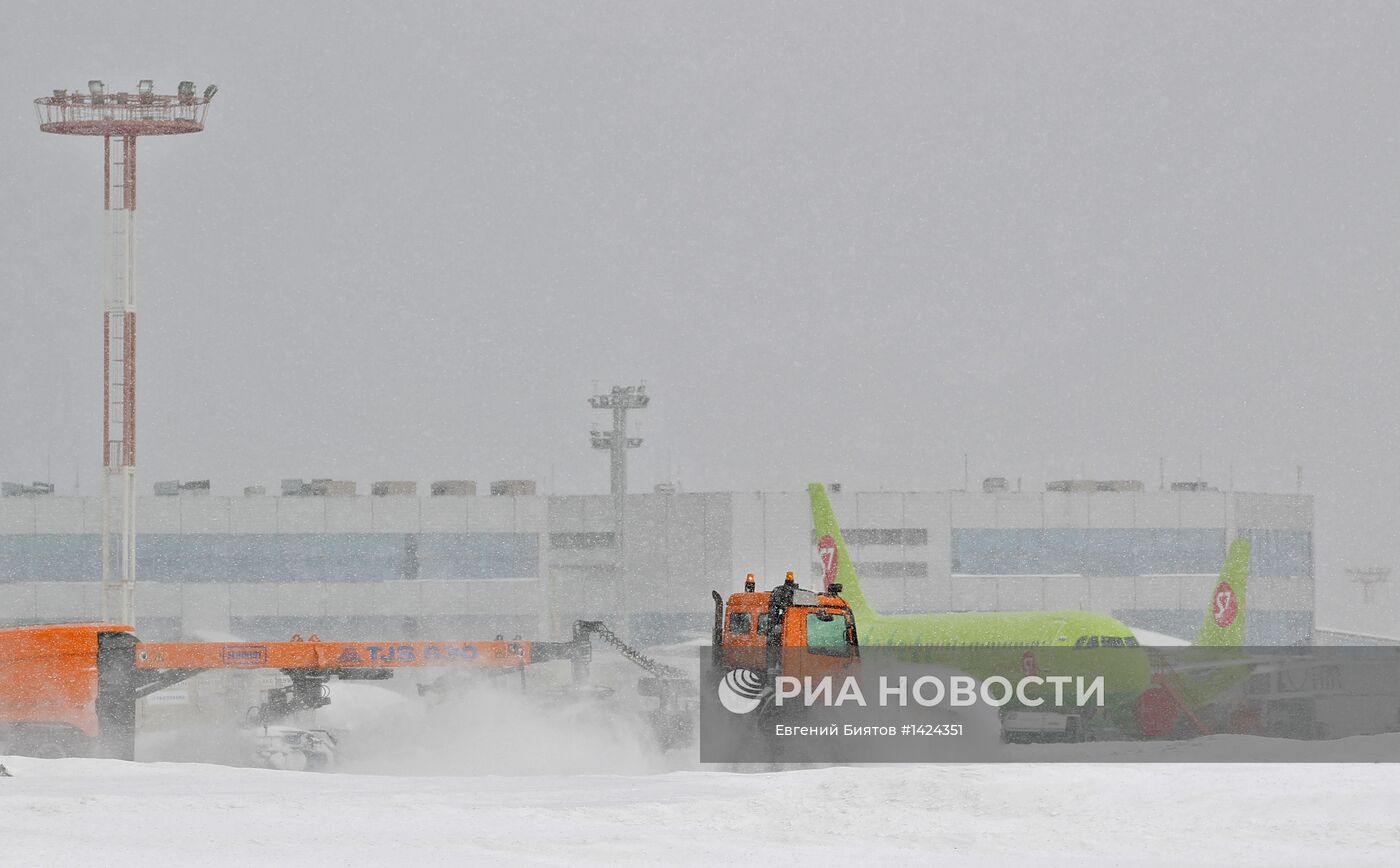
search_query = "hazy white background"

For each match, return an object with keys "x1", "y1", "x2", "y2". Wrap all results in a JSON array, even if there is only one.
[{"x1": 0, "y1": 2, "x2": 1396, "y2": 627}]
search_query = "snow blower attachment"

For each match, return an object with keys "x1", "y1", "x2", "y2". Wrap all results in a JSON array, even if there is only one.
[
  {"x1": 414, "y1": 620, "x2": 695, "y2": 751},
  {"x1": 0, "y1": 620, "x2": 696, "y2": 761},
  {"x1": 573, "y1": 620, "x2": 695, "y2": 750}
]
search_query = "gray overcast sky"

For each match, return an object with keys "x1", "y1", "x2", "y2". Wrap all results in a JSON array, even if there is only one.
[{"x1": 1, "y1": 2, "x2": 1397, "y2": 622}]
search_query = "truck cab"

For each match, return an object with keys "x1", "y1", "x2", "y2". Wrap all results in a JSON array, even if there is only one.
[{"x1": 713, "y1": 573, "x2": 859, "y2": 681}]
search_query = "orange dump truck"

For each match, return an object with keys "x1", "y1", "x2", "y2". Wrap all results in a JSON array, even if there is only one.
[{"x1": 0, "y1": 621, "x2": 665, "y2": 759}]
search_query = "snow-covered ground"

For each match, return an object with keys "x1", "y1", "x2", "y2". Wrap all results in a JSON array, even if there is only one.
[
  {"x1": 7, "y1": 672, "x2": 1397, "y2": 865},
  {"x1": 3, "y1": 740, "x2": 1399, "y2": 867}
]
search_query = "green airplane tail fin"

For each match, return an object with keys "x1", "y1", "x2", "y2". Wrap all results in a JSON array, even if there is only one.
[
  {"x1": 1194, "y1": 538, "x2": 1249, "y2": 646},
  {"x1": 808, "y1": 483, "x2": 879, "y2": 624}
]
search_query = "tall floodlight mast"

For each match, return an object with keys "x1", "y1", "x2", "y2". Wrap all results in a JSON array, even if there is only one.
[{"x1": 34, "y1": 80, "x2": 217, "y2": 625}]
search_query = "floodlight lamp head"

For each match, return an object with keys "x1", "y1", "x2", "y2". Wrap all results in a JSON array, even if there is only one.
[
  {"x1": 203, "y1": 84, "x2": 218, "y2": 100},
  {"x1": 138, "y1": 79, "x2": 153, "y2": 95},
  {"x1": 178, "y1": 80, "x2": 195, "y2": 97},
  {"x1": 88, "y1": 80, "x2": 104, "y2": 96}
]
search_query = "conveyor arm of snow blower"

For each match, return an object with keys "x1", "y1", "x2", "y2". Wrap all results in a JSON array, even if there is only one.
[
  {"x1": 0, "y1": 621, "x2": 693, "y2": 761},
  {"x1": 133, "y1": 636, "x2": 583, "y2": 672}
]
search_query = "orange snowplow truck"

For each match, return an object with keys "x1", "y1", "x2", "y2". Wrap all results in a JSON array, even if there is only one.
[
  {"x1": 712, "y1": 572, "x2": 859, "y2": 680},
  {"x1": 0, "y1": 622, "x2": 598, "y2": 760}
]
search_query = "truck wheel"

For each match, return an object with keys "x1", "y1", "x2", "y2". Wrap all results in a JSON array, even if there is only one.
[
  {"x1": 1064, "y1": 716, "x2": 1086, "y2": 743},
  {"x1": 11, "y1": 725, "x2": 84, "y2": 759}
]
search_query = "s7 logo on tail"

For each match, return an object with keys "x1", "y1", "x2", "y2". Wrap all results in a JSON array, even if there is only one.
[{"x1": 818, "y1": 535, "x2": 839, "y2": 589}]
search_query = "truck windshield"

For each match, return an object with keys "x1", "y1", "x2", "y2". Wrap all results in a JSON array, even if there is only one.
[{"x1": 806, "y1": 611, "x2": 852, "y2": 656}]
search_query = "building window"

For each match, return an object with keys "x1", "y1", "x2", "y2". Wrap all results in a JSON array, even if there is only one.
[
  {"x1": 1236, "y1": 529, "x2": 1313, "y2": 578},
  {"x1": 951, "y1": 528, "x2": 1227, "y2": 576},
  {"x1": 811, "y1": 561, "x2": 928, "y2": 578},
  {"x1": 813, "y1": 528, "x2": 928, "y2": 546},
  {"x1": 0, "y1": 534, "x2": 98, "y2": 582},
  {"x1": 415, "y1": 533, "x2": 539, "y2": 579},
  {"x1": 548, "y1": 532, "x2": 616, "y2": 549}
]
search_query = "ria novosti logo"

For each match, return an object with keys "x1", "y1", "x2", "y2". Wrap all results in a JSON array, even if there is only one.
[
  {"x1": 717, "y1": 669, "x2": 767, "y2": 714},
  {"x1": 717, "y1": 670, "x2": 1105, "y2": 714}
]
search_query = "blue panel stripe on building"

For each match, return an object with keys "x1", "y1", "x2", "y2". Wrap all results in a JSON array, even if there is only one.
[
  {"x1": 951, "y1": 528, "x2": 1312, "y2": 577},
  {"x1": 0, "y1": 533, "x2": 539, "y2": 582}
]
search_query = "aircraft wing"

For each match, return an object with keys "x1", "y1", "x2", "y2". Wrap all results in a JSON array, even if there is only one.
[{"x1": 1128, "y1": 626, "x2": 1191, "y2": 647}]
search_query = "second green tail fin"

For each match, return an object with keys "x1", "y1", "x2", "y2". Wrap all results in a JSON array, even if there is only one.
[
  {"x1": 809, "y1": 482, "x2": 879, "y2": 625},
  {"x1": 1194, "y1": 538, "x2": 1249, "y2": 646}
]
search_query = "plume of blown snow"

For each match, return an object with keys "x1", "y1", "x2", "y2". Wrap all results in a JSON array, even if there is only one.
[{"x1": 329, "y1": 656, "x2": 699, "y2": 776}]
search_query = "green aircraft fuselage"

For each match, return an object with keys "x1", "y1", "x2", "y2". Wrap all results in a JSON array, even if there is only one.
[
  {"x1": 807, "y1": 483, "x2": 1251, "y2": 731},
  {"x1": 852, "y1": 610, "x2": 1154, "y2": 722}
]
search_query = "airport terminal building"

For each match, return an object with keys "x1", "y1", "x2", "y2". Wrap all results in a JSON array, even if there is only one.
[{"x1": 0, "y1": 480, "x2": 1315, "y2": 645}]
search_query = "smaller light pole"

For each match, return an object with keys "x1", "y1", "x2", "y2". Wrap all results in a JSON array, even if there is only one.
[
  {"x1": 1347, "y1": 566, "x2": 1390, "y2": 604},
  {"x1": 589, "y1": 384, "x2": 647, "y2": 548},
  {"x1": 589, "y1": 384, "x2": 647, "y2": 638}
]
